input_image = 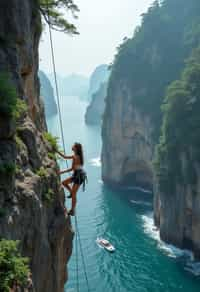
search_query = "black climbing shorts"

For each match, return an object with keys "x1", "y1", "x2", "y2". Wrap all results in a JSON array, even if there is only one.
[{"x1": 72, "y1": 169, "x2": 87, "y2": 186}]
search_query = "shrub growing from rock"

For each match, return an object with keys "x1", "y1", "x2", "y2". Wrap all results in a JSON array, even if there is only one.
[{"x1": 0, "y1": 240, "x2": 29, "y2": 292}]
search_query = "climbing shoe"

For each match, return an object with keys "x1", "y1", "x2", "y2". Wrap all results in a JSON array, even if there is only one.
[{"x1": 68, "y1": 209, "x2": 75, "y2": 216}]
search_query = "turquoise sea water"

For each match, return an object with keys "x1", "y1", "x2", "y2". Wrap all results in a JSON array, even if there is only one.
[{"x1": 47, "y1": 96, "x2": 200, "y2": 292}]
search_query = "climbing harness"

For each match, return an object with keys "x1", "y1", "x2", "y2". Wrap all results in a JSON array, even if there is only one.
[
  {"x1": 46, "y1": 4, "x2": 90, "y2": 292},
  {"x1": 71, "y1": 168, "x2": 88, "y2": 192}
]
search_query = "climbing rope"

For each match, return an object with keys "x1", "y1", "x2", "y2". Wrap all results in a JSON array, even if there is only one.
[
  {"x1": 46, "y1": 4, "x2": 90, "y2": 292},
  {"x1": 47, "y1": 20, "x2": 68, "y2": 168},
  {"x1": 75, "y1": 224, "x2": 80, "y2": 292},
  {"x1": 75, "y1": 216, "x2": 91, "y2": 292}
]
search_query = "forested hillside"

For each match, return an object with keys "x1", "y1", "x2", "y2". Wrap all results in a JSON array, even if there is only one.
[
  {"x1": 107, "y1": 0, "x2": 200, "y2": 138},
  {"x1": 155, "y1": 47, "x2": 200, "y2": 194}
]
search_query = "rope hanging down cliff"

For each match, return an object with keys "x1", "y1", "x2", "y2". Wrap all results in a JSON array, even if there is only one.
[
  {"x1": 47, "y1": 17, "x2": 68, "y2": 167},
  {"x1": 46, "y1": 4, "x2": 90, "y2": 292}
]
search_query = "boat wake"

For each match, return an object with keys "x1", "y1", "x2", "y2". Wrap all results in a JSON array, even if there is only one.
[
  {"x1": 89, "y1": 157, "x2": 101, "y2": 167},
  {"x1": 141, "y1": 213, "x2": 200, "y2": 276},
  {"x1": 127, "y1": 186, "x2": 152, "y2": 194},
  {"x1": 131, "y1": 200, "x2": 152, "y2": 207}
]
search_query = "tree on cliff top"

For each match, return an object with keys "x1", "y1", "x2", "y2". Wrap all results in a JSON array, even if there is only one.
[{"x1": 38, "y1": 0, "x2": 79, "y2": 34}]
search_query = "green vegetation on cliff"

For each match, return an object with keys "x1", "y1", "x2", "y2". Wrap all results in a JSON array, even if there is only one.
[
  {"x1": 43, "y1": 131, "x2": 59, "y2": 152},
  {"x1": 43, "y1": 188, "x2": 55, "y2": 205},
  {"x1": 0, "y1": 74, "x2": 17, "y2": 117},
  {"x1": 0, "y1": 162, "x2": 16, "y2": 176},
  {"x1": 109, "y1": 0, "x2": 200, "y2": 138},
  {"x1": 155, "y1": 47, "x2": 200, "y2": 192},
  {"x1": 0, "y1": 240, "x2": 29, "y2": 292},
  {"x1": 38, "y1": 0, "x2": 79, "y2": 34},
  {"x1": 0, "y1": 73, "x2": 27, "y2": 121}
]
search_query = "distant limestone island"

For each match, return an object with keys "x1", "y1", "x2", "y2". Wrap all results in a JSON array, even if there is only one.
[
  {"x1": 48, "y1": 73, "x2": 89, "y2": 100},
  {"x1": 39, "y1": 71, "x2": 90, "y2": 119},
  {"x1": 85, "y1": 64, "x2": 110, "y2": 125},
  {"x1": 39, "y1": 70, "x2": 58, "y2": 117},
  {"x1": 39, "y1": 65, "x2": 110, "y2": 125}
]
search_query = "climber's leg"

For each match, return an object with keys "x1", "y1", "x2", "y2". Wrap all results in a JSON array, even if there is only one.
[{"x1": 68, "y1": 184, "x2": 80, "y2": 216}]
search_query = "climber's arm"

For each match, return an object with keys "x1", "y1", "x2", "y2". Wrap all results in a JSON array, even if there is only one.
[
  {"x1": 57, "y1": 150, "x2": 74, "y2": 160},
  {"x1": 58, "y1": 168, "x2": 73, "y2": 175}
]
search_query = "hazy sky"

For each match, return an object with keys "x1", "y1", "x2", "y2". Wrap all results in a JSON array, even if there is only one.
[{"x1": 39, "y1": 0, "x2": 153, "y2": 77}]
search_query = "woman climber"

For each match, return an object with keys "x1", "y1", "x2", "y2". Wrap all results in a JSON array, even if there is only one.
[{"x1": 57, "y1": 142, "x2": 87, "y2": 216}]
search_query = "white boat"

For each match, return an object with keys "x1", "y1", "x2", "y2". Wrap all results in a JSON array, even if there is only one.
[{"x1": 96, "y1": 238, "x2": 115, "y2": 252}]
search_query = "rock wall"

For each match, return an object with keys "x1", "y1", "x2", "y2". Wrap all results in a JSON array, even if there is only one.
[
  {"x1": 101, "y1": 0, "x2": 200, "y2": 260},
  {"x1": 102, "y1": 81, "x2": 154, "y2": 190},
  {"x1": 0, "y1": 1, "x2": 73, "y2": 291},
  {"x1": 154, "y1": 47, "x2": 200, "y2": 259},
  {"x1": 85, "y1": 82, "x2": 107, "y2": 125},
  {"x1": 154, "y1": 156, "x2": 200, "y2": 259},
  {"x1": 88, "y1": 64, "x2": 109, "y2": 101},
  {"x1": 39, "y1": 70, "x2": 58, "y2": 118}
]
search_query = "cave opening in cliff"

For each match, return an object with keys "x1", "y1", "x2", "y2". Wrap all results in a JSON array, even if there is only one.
[{"x1": 121, "y1": 159, "x2": 153, "y2": 191}]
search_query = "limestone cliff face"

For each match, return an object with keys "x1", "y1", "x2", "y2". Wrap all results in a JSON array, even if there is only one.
[
  {"x1": 39, "y1": 70, "x2": 58, "y2": 118},
  {"x1": 0, "y1": 1, "x2": 73, "y2": 291},
  {"x1": 85, "y1": 82, "x2": 107, "y2": 125},
  {"x1": 154, "y1": 155, "x2": 200, "y2": 259},
  {"x1": 101, "y1": 0, "x2": 200, "y2": 261},
  {"x1": 153, "y1": 47, "x2": 200, "y2": 259},
  {"x1": 102, "y1": 80, "x2": 154, "y2": 190},
  {"x1": 88, "y1": 64, "x2": 109, "y2": 101}
]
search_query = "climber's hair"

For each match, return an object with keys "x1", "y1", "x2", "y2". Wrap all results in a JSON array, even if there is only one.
[{"x1": 74, "y1": 142, "x2": 84, "y2": 165}]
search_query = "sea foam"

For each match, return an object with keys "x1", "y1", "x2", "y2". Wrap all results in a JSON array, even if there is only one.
[
  {"x1": 131, "y1": 200, "x2": 152, "y2": 207},
  {"x1": 127, "y1": 186, "x2": 152, "y2": 194},
  {"x1": 141, "y1": 213, "x2": 200, "y2": 276},
  {"x1": 89, "y1": 157, "x2": 101, "y2": 167}
]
